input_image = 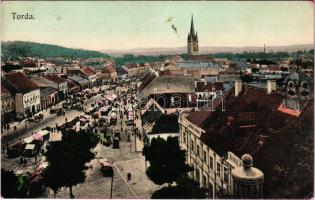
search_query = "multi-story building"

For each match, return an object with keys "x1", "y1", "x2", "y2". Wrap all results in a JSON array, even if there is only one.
[
  {"x1": 101, "y1": 64, "x2": 117, "y2": 81},
  {"x1": 1, "y1": 82, "x2": 15, "y2": 123},
  {"x1": 3, "y1": 72, "x2": 41, "y2": 118},
  {"x1": 43, "y1": 74, "x2": 68, "y2": 100},
  {"x1": 178, "y1": 80, "x2": 313, "y2": 198}
]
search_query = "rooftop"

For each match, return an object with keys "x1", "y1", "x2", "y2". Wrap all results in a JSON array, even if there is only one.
[
  {"x1": 40, "y1": 87, "x2": 58, "y2": 97},
  {"x1": 81, "y1": 67, "x2": 96, "y2": 76},
  {"x1": 102, "y1": 65, "x2": 116, "y2": 74},
  {"x1": 4, "y1": 72, "x2": 39, "y2": 94},
  {"x1": 196, "y1": 82, "x2": 224, "y2": 92},
  {"x1": 140, "y1": 76, "x2": 195, "y2": 96},
  {"x1": 177, "y1": 60, "x2": 223, "y2": 69},
  {"x1": 43, "y1": 74, "x2": 66, "y2": 84},
  {"x1": 186, "y1": 86, "x2": 313, "y2": 198}
]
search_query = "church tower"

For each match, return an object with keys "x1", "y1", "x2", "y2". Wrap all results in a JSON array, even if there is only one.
[{"x1": 187, "y1": 15, "x2": 198, "y2": 56}]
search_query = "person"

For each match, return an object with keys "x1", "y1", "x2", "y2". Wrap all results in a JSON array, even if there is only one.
[
  {"x1": 23, "y1": 157, "x2": 27, "y2": 167},
  {"x1": 35, "y1": 156, "x2": 37, "y2": 164},
  {"x1": 20, "y1": 156, "x2": 23, "y2": 165},
  {"x1": 127, "y1": 173, "x2": 131, "y2": 181}
]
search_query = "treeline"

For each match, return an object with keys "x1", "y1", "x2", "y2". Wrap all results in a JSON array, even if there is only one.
[
  {"x1": 1, "y1": 41, "x2": 110, "y2": 60},
  {"x1": 212, "y1": 50, "x2": 314, "y2": 60},
  {"x1": 115, "y1": 54, "x2": 171, "y2": 66}
]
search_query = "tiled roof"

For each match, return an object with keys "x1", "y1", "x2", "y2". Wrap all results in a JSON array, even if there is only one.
[
  {"x1": 4, "y1": 72, "x2": 39, "y2": 94},
  {"x1": 177, "y1": 60, "x2": 223, "y2": 69},
  {"x1": 191, "y1": 86, "x2": 313, "y2": 198},
  {"x1": 31, "y1": 77, "x2": 57, "y2": 88},
  {"x1": 43, "y1": 74, "x2": 66, "y2": 84},
  {"x1": 67, "y1": 80, "x2": 80, "y2": 89},
  {"x1": 196, "y1": 82, "x2": 223, "y2": 92},
  {"x1": 81, "y1": 67, "x2": 95, "y2": 76},
  {"x1": 68, "y1": 75, "x2": 89, "y2": 85},
  {"x1": 140, "y1": 76, "x2": 195, "y2": 96},
  {"x1": 40, "y1": 87, "x2": 58, "y2": 97},
  {"x1": 102, "y1": 65, "x2": 116, "y2": 74},
  {"x1": 138, "y1": 74, "x2": 156, "y2": 92},
  {"x1": 188, "y1": 55, "x2": 214, "y2": 61}
]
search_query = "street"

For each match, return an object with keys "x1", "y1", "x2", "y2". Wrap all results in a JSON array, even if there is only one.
[{"x1": 1, "y1": 83, "x2": 162, "y2": 198}]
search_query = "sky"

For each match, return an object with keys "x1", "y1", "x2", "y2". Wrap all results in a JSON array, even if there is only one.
[{"x1": 1, "y1": 1, "x2": 314, "y2": 51}]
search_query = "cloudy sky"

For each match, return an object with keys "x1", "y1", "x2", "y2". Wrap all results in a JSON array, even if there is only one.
[{"x1": 1, "y1": 1, "x2": 314, "y2": 50}]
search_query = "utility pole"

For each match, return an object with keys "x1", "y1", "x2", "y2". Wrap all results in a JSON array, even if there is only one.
[
  {"x1": 134, "y1": 128, "x2": 137, "y2": 152},
  {"x1": 110, "y1": 172, "x2": 114, "y2": 199}
]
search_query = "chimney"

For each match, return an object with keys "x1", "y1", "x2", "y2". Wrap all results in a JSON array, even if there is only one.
[
  {"x1": 235, "y1": 80, "x2": 242, "y2": 97},
  {"x1": 267, "y1": 80, "x2": 276, "y2": 94}
]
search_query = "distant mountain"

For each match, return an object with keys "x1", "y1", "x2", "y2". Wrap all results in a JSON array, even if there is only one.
[
  {"x1": 102, "y1": 44, "x2": 314, "y2": 56},
  {"x1": 1, "y1": 41, "x2": 110, "y2": 59}
]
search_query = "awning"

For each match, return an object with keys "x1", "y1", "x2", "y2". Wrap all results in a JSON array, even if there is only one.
[
  {"x1": 25, "y1": 144, "x2": 35, "y2": 150},
  {"x1": 80, "y1": 118, "x2": 87, "y2": 122},
  {"x1": 32, "y1": 133, "x2": 43, "y2": 141},
  {"x1": 24, "y1": 136, "x2": 34, "y2": 144},
  {"x1": 49, "y1": 132, "x2": 62, "y2": 142},
  {"x1": 38, "y1": 130, "x2": 50, "y2": 137}
]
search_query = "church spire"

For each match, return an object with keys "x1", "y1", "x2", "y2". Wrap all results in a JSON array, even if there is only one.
[
  {"x1": 187, "y1": 14, "x2": 198, "y2": 56},
  {"x1": 190, "y1": 15, "x2": 195, "y2": 37}
]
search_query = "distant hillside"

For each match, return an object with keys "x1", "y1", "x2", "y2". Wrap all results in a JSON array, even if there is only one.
[
  {"x1": 1, "y1": 41, "x2": 110, "y2": 60},
  {"x1": 103, "y1": 44, "x2": 314, "y2": 56}
]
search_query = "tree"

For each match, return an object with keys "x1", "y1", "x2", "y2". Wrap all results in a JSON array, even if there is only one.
[
  {"x1": 1, "y1": 169, "x2": 27, "y2": 198},
  {"x1": 43, "y1": 129, "x2": 99, "y2": 198},
  {"x1": 142, "y1": 136, "x2": 191, "y2": 186}
]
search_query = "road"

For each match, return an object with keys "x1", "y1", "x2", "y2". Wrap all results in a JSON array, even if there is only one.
[
  {"x1": 1, "y1": 87, "x2": 102, "y2": 146},
  {"x1": 1, "y1": 84, "x2": 161, "y2": 198}
]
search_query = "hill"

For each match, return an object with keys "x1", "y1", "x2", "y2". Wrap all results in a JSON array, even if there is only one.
[{"x1": 1, "y1": 41, "x2": 110, "y2": 60}]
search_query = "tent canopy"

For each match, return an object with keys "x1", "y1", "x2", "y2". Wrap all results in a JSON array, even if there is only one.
[
  {"x1": 38, "y1": 130, "x2": 49, "y2": 137},
  {"x1": 32, "y1": 133, "x2": 43, "y2": 141},
  {"x1": 25, "y1": 144, "x2": 35, "y2": 150},
  {"x1": 49, "y1": 132, "x2": 62, "y2": 142},
  {"x1": 24, "y1": 136, "x2": 34, "y2": 144}
]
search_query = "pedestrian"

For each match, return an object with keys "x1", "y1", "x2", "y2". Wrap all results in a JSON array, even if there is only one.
[
  {"x1": 127, "y1": 173, "x2": 131, "y2": 181},
  {"x1": 23, "y1": 158, "x2": 27, "y2": 167}
]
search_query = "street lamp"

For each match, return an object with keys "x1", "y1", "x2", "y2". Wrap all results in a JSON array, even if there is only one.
[{"x1": 109, "y1": 172, "x2": 114, "y2": 199}]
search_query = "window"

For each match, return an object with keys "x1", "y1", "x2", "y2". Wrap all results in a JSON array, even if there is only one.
[
  {"x1": 191, "y1": 141, "x2": 194, "y2": 152},
  {"x1": 210, "y1": 156, "x2": 214, "y2": 170},
  {"x1": 183, "y1": 132, "x2": 186, "y2": 143},
  {"x1": 209, "y1": 182, "x2": 214, "y2": 198},
  {"x1": 196, "y1": 168, "x2": 200, "y2": 184},
  {"x1": 197, "y1": 145, "x2": 200, "y2": 156},
  {"x1": 217, "y1": 162, "x2": 221, "y2": 177},
  {"x1": 224, "y1": 166, "x2": 228, "y2": 183},
  {"x1": 203, "y1": 151, "x2": 207, "y2": 162},
  {"x1": 203, "y1": 175, "x2": 207, "y2": 188}
]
